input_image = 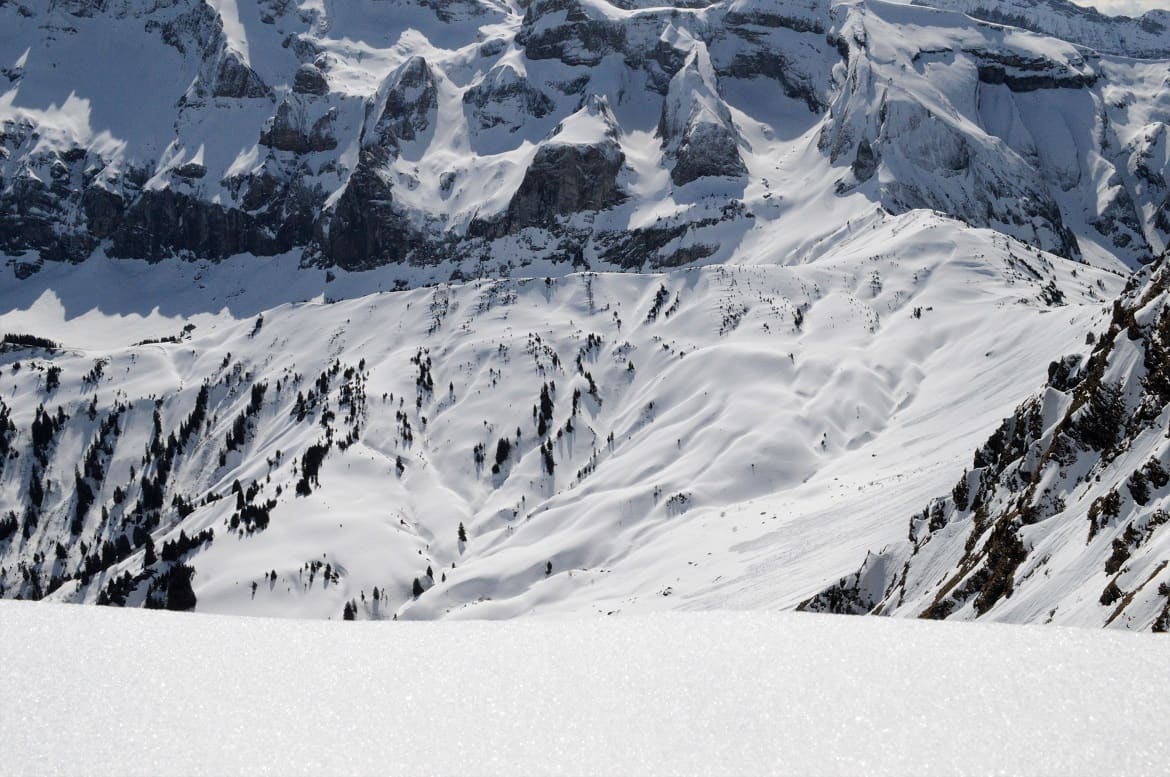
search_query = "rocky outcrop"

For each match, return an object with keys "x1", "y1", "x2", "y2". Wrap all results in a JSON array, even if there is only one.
[
  {"x1": 212, "y1": 51, "x2": 272, "y2": 99},
  {"x1": 723, "y1": 0, "x2": 827, "y2": 34},
  {"x1": 106, "y1": 188, "x2": 308, "y2": 260},
  {"x1": 971, "y1": 49, "x2": 1097, "y2": 92},
  {"x1": 0, "y1": 167, "x2": 98, "y2": 263},
  {"x1": 670, "y1": 120, "x2": 746, "y2": 187},
  {"x1": 308, "y1": 58, "x2": 438, "y2": 269},
  {"x1": 820, "y1": 15, "x2": 1083, "y2": 260},
  {"x1": 418, "y1": 0, "x2": 498, "y2": 24},
  {"x1": 658, "y1": 43, "x2": 747, "y2": 186},
  {"x1": 851, "y1": 138, "x2": 878, "y2": 183},
  {"x1": 365, "y1": 56, "x2": 438, "y2": 151},
  {"x1": 505, "y1": 141, "x2": 625, "y2": 228},
  {"x1": 517, "y1": 0, "x2": 627, "y2": 66},
  {"x1": 312, "y1": 150, "x2": 419, "y2": 270},
  {"x1": 913, "y1": 0, "x2": 1170, "y2": 59},
  {"x1": 293, "y1": 63, "x2": 329, "y2": 96},
  {"x1": 1093, "y1": 177, "x2": 1151, "y2": 254},
  {"x1": 260, "y1": 100, "x2": 337, "y2": 154},
  {"x1": 463, "y1": 63, "x2": 555, "y2": 132},
  {"x1": 258, "y1": 0, "x2": 294, "y2": 24},
  {"x1": 476, "y1": 97, "x2": 626, "y2": 236}
]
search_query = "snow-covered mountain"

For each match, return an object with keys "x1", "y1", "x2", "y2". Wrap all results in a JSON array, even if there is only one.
[
  {"x1": 0, "y1": 212, "x2": 1130, "y2": 621},
  {"x1": 913, "y1": 0, "x2": 1170, "y2": 59},
  {"x1": 1, "y1": 0, "x2": 1169, "y2": 629},
  {"x1": 1, "y1": 0, "x2": 1168, "y2": 276},
  {"x1": 804, "y1": 249, "x2": 1170, "y2": 630}
]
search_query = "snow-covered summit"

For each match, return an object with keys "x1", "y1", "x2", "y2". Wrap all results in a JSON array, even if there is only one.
[{"x1": 2, "y1": 0, "x2": 1168, "y2": 280}]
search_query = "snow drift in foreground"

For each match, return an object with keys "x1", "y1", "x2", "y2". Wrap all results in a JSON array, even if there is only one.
[{"x1": 3, "y1": 601, "x2": 1167, "y2": 777}]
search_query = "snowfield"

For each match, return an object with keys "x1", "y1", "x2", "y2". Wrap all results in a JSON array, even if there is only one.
[
  {"x1": 0, "y1": 211, "x2": 1135, "y2": 625},
  {"x1": 2, "y1": 600, "x2": 1167, "y2": 776}
]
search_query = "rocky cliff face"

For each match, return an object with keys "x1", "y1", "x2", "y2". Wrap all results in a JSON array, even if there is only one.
[
  {"x1": 804, "y1": 251, "x2": 1170, "y2": 631},
  {"x1": 913, "y1": 0, "x2": 1170, "y2": 59},
  {"x1": 1, "y1": 0, "x2": 1168, "y2": 280}
]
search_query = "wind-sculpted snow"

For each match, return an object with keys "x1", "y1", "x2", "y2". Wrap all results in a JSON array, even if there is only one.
[
  {"x1": 0, "y1": 213, "x2": 1127, "y2": 621},
  {"x1": 1, "y1": 0, "x2": 1168, "y2": 279}
]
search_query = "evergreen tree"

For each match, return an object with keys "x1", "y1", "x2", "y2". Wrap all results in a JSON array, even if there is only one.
[
  {"x1": 458, "y1": 522, "x2": 467, "y2": 543},
  {"x1": 951, "y1": 473, "x2": 970, "y2": 512},
  {"x1": 412, "y1": 577, "x2": 423, "y2": 597},
  {"x1": 166, "y1": 565, "x2": 198, "y2": 611},
  {"x1": 1077, "y1": 381, "x2": 1126, "y2": 451}
]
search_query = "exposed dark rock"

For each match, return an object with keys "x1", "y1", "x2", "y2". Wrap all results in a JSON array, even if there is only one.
[
  {"x1": 599, "y1": 222, "x2": 718, "y2": 269},
  {"x1": 172, "y1": 161, "x2": 207, "y2": 179},
  {"x1": 720, "y1": 50, "x2": 824, "y2": 112},
  {"x1": 851, "y1": 138, "x2": 878, "y2": 183},
  {"x1": 367, "y1": 56, "x2": 438, "y2": 151},
  {"x1": 463, "y1": 65, "x2": 555, "y2": 130},
  {"x1": 147, "y1": 1, "x2": 222, "y2": 58},
  {"x1": 13, "y1": 260, "x2": 40, "y2": 279},
  {"x1": 671, "y1": 120, "x2": 747, "y2": 186},
  {"x1": 0, "y1": 165, "x2": 96, "y2": 263},
  {"x1": 80, "y1": 186, "x2": 126, "y2": 239},
  {"x1": 50, "y1": 0, "x2": 111, "y2": 18},
  {"x1": 659, "y1": 46, "x2": 748, "y2": 186},
  {"x1": 213, "y1": 51, "x2": 272, "y2": 99},
  {"x1": 518, "y1": 0, "x2": 627, "y2": 66},
  {"x1": 1094, "y1": 180, "x2": 1151, "y2": 257},
  {"x1": 293, "y1": 63, "x2": 329, "y2": 96},
  {"x1": 304, "y1": 58, "x2": 440, "y2": 269},
  {"x1": 724, "y1": 6, "x2": 826, "y2": 34},
  {"x1": 512, "y1": 140, "x2": 624, "y2": 225},
  {"x1": 419, "y1": 0, "x2": 498, "y2": 23},
  {"x1": 108, "y1": 189, "x2": 295, "y2": 261},
  {"x1": 260, "y1": 100, "x2": 337, "y2": 153},
  {"x1": 284, "y1": 34, "x2": 324, "y2": 63},
  {"x1": 313, "y1": 148, "x2": 421, "y2": 270},
  {"x1": 972, "y1": 50, "x2": 1097, "y2": 92},
  {"x1": 258, "y1": 0, "x2": 294, "y2": 24}
]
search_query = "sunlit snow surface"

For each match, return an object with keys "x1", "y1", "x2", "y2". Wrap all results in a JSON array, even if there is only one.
[{"x1": 2, "y1": 601, "x2": 1167, "y2": 776}]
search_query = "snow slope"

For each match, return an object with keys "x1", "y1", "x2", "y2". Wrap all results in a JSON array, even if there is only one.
[
  {"x1": 0, "y1": 211, "x2": 1130, "y2": 624},
  {"x1": 0, "y1": 0, "x2": 1167, "y2": 632},
  {"x1": 805, "y1": 249, "x2": 1170, "y2": 630},
  {"x1": 3, "y1": 600, "x2": 1168, "y2": 776}
]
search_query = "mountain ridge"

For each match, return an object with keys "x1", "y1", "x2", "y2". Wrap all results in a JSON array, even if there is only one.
[
  {"x1": 2, "y1": 0, "x2": 1168, "y2": 284},
  {"x1": 1, "y1": 0, "x2": 1169, "y2": 629}
]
